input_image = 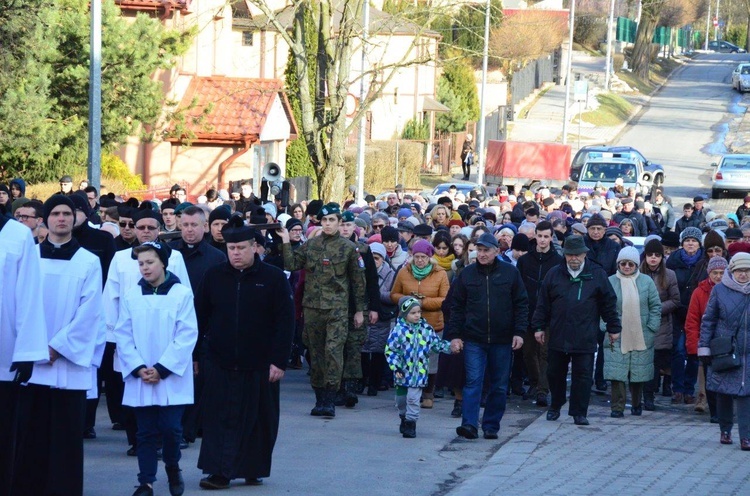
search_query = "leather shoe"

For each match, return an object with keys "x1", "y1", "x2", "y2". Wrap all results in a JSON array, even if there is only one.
[
  {"x1": 573, "y1": 416, "x2": 589, "y2": 426},
  {"x1": 671, "y1": 392, "x2": 684, "y2": 404},
  {"x1": 683, "y1": 394, "x2": 695, "y2": 405},
  {"x1": 631, "y1": 406, "x2": 643, "y2": 416},
  {"x1": 483, "y1": 430, "x2": 499, "y2": 440},
  {"x1": 535, "y1": 392, "x2": 548, "y2": 407},
  {"x1": 112, "y1": 422, "x2": 126, "y2": 431},
  {"x1": 643, "y1": 399, "x2": 656, "y2": 411},
  {"x1": 245, "y1": 478, "x2": 263, "y2": 486},
  {"x1": 127, "y1": 446, "x2": 137, "y2": 457},
  {"x1": 741, "y1": 438, "x2": 750, "y2": 451},
  {"x1": 199, "y1": 475, "x2": 230, "y2": 489},
  {"x1": 721, "y1": 431, "x2": 733, "y2": 445},
  {"x1": 455, "y1": 424, "x2": 478, "y2": 439},
  {"x1": 546, "y1": 410, "x2": 560, "y2": 421},
  {"x1": 610, "y1": 410, "x2": 624, "y2": 418},
  {"x1": 83, "y1": 427, "x2": 96, "y2": 439},
  {"x1": 132, "y1": 484, "x2": 153, "y2": 496}
]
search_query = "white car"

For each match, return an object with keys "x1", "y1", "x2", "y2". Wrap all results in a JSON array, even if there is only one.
[{"x1": 732, "y1": 64, "x2": 750, "y2": 92}]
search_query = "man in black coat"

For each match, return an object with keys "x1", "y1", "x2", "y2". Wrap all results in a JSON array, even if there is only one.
[
  {"x1": 195, "y1": 219, "x2": 293, "y2": 489},
  {"x1": 516, "y1": 221, "x2": 563, "y2": 407},
  {"x1": 532, "y1": 235, "x2": 621, "y2": 426},
  {"x1": 583, "y1": 213, "x2": 620, "y2": 393},
  {"x1": 114, "y1": 205, "x2": 139, "y2": 251},
  {"x1": 613, "y1": 198, "x2": 647, "y2": 236},
  {"x1": 445, "y1": 233, "x2": 528, "y2": 440},
  {"x1": 169, "y1": 206, "x2": 227, "y2": 446}
]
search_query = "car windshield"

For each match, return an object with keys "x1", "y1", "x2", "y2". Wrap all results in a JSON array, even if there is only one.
[
  {"x1": 742, "y1": 67, "x2": 750, "y2": 75},
  {"x1": 573, "y1": 149, "x2": 639, "y2": 168},
  {"x1": 721, "y1": 157, "x2": 750, "y2": 169},
  {"x1": 580, "y1": 162, "x2": 637, "y2": 182}
]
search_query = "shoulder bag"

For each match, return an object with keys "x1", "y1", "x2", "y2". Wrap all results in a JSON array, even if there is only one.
[{"x1": 710, "y1": 310, "x2": 746, "y2": 373}]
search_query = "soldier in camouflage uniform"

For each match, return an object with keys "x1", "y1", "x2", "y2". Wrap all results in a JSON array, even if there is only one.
[
  {"x1": 337, "y1": 211, "x2": 381, "y2": 408},
  {"x1": 279, "y1": 203, "x2": 366, "y2": 418}
]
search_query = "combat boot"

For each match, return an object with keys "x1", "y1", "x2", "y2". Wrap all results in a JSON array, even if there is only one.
[
  {"x1": 399, "y1": 415, "x2": 406, "y2": 434},
  {"x1": 319, "y1": 389, "x2": 336, "y2": 418},
  {"x1": 344, "y1": 380, "x2": 359, "y2": 408},
  {"x1": 333, "y1": 386, "x2": 347, "y2": 407},
  {"x1": 402, "y1": 420, "x2": 416, "y2": 438},
  {"x1": 310, "y1": 387, "x2": 325, "y2": 416}
]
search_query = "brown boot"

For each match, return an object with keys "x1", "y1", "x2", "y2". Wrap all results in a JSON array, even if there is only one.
[
  {"x1": 671, "y1": 392, "x2": 684, "y2": 404},
  {"x1": 694, "y1": 393, "x2": 708, "y2": 413}
]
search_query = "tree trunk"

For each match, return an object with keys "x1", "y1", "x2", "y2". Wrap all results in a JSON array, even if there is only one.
[
  {"x1": 746, "y1": 14, "x2": 750, "y2": 52},
  {"x1": 630, "y1": 16, "x2": 658, "y2": 80}
]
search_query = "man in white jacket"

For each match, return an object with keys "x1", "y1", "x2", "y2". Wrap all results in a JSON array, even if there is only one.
[
  {"x1": 115, "y1": 241, "x2": 198, "y2": 496},
  {"x1": 0, "y1": 211, "x2": 48, "y2": 496},
  {"x1": 15, "y1": 195, "x2": 105, "y2": 496}
]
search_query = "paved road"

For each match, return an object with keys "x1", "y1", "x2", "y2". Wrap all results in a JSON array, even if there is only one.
[
  {"x1": 614, "y1": 53, "x2": 750, "y2": 208},
  {"x1": 83, "y1": 368, "x2": 543, "y2": 496}
]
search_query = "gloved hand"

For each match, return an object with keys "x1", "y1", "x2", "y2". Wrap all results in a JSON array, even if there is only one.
[
  {"x1": 699, "y1": 355, "x2": 712, "y2": 367},
  {"x1": 10, "y1": 361, "x2": 33, "y2": 383}
]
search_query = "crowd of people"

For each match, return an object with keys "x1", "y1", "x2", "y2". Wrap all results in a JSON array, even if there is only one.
[{"x1": 3, "y1": 173, "x2": 750, "y2": 495}]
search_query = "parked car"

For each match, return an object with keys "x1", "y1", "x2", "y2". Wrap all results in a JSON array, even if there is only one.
[
  {"x1": 711, "y1": 154, "x2": 750, "y2": 199},
  {"x1": 732, "y1": 64, "x2": 750, "y2": 92},
  {"x1": 576, "y1": 158, "x2": 657, "y2": 197},
  {"x1": 570, "y1": 145, "x2": 665, "y2": 189},
  {"x1": 427, "y1": 182, "x2": 489, "y2": 202},
  {"x1": 708, "y1": 40, "x2": 746, "y2": 53}
]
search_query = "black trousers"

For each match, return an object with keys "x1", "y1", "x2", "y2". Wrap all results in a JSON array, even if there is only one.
[
  {"x1": 0, "y1": 382, "x2": 32, "y2": 496},
  {"x1": 85, "y1": 342, "x2": 124, "y2": 429},
  {"x1": 13, "y1": 385, "x2": 86, "y2": 496},
  {"x1": 548, "y1": 350, "x2": 594, "y2": 417},
  {"x1": 594, "y1": 332, "x2": 605, "y2": 386}
]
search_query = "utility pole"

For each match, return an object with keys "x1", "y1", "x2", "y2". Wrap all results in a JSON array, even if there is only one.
[
  {"x1": 604, "y1": 0, "x2": 616, "y2": 90},
  {"x1": 87, "y1": 0, "x2": 102, "y2": 190},
  {"x1": 705, "y1": 2, "x2": 710, "y2": 50},
  {"x1": 715, "y1": 0, "x2": 721, "y2": 41},
  {"x1": 355, "y1": 0, "x2": 370, "y2": 204},
  {"x1": 476, "y1": 0, "x2": 491, "y2": 186},
  {"x1": 561, "y1": 0, "x2": 576, "y2": 145}
]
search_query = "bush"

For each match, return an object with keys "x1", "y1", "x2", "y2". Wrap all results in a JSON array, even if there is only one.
[
  {"x1": 726, "y1": 26, "x2": 747, "y2": 49},
  {"x1": 344, "y1": 141, "x2": 422, "y2": 195},
  {"x1": 401, "y1": 118, "x2": 430, "y2": 140},
  {"x1": 574, "y1": 11, "x2": 607, "y2": 49}
]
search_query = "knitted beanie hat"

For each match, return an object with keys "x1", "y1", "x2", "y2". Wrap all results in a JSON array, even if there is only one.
[
  {"x1": 617, "y1": 246, "x2": 640, "y2": 266},
  {"x1": 398, "y1": 296, "x2": 421, "y2": 319},
  {"x1": 729, "y1": 252, "x2": 750, "y2": 273},
  {"x1": 707, "y1": 256, "x2": 728, "y2": 273},
  {"x1": 412, "y1": 239, "x2": 434, "y2": 257},
  {"x1": 680, "y1": 227, "x2": 702, "y2": 245},
  {"x1": 644, "y1": 238, "x2": 664, "y2": 256},
  {"x1": 702, "y1": 230, "x2": 725, "y2": 252}
]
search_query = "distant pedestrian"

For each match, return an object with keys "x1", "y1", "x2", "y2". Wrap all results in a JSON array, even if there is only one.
[
  {"x1": 386, "y1": 297, "x2": 456, "y2": 438},
  {"x1": 604, "y1": 246, "x2": 661, "y2": 418},
  {"x1": 532, "y1": 235, "x2": 621, "y2": 426},
  {"x1": 460, "y1": 134, "x2": 473, "y2": 180},
  {"x1": 698, "y1": 253, "x2": 750, "y2": 449}
]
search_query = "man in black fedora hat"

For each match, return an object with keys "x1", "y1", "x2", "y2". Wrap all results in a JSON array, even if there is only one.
[{"x1": 531, "y1": 235, "x2": 621, "y2": 426}]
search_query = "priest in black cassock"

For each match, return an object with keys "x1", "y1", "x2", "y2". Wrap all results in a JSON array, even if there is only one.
[{"x1": 195, "y1": 216, "x2": 294, "y2": 490}]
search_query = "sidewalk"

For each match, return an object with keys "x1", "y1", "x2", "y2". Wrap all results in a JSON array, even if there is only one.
[
  {"x1": 507, "y1": 52, "x2": 648, "y2": 149},
  {"x1": 450, "y1": 401, "x2": 750, "y2": 495}
]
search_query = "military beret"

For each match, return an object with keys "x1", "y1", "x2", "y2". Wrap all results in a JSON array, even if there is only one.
[
  {"x1": 341, "y1": 210, "x2": 355, "y2": 223},
  {"x1": 317, "y1": 202, "x2": 341, "y2": 220}
]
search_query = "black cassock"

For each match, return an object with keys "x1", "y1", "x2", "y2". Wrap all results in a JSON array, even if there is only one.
[{"x1": 197, "y1": 361, "x2": 280, "y2": 480}]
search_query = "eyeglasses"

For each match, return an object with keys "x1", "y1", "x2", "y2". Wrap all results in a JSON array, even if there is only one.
[
  {"x1": 119, "y1": 221, "x2": 135, "y2": 228},
  {"x1": 645, "y1": 252, "x2": 662, "y2": 258},
  {"x1": 372, "y1": 224, "x2": 385, "y2": 230},
  {"x1": 290, "y1": 228, "x2": 303, "y2": 233},
  {"x1": 14, "y1": 214, "x2": 37, "y2": 221},
  {"x1": 136, "y1": 225, "x2": 158, "y2": 231},
  {"x1": 733, "y1": 268, "x2": 750, "y2": 274},
  {"x1": 618, "y1": 261, "x2": 637, "y2": 268}
]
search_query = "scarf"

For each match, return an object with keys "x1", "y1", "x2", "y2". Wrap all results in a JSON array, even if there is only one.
[
  {"x1": 433, "y1": 253, "x2": 455, "y2": 271},
  {"x1": 616, "y1": 270, "x2": 646, "y2": 353},
  {"x1": 679, "y1": 248, "x2": 703, "y2": 267},
  {"x1": 411, "y1": 262, "x2": 433, "y2": 281}
]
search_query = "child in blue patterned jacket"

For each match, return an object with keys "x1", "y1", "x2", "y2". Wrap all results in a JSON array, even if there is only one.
[{"x1": 386, "y1": 296, "x2": 457, "y2": 438}]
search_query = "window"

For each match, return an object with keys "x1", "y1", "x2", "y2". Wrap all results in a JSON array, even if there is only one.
[{"x1": 242, "y1": 31, "x2": 254, "y2": 46}]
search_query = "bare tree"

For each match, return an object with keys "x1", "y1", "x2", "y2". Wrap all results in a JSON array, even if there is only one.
[{"x1": 248, "y1": 0, "x2": 445, "y2": 200}]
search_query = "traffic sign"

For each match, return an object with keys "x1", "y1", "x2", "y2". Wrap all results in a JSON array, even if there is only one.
[{"x1": 713, "y1": 17, "x2": 718, "y2": 27}]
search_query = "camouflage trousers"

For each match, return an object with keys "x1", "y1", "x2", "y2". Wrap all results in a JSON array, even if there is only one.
[
  {"x1": 342, "y1": 315, "x2": 366, "y2": 381},
  {"x1": 302, "y1": 306, "x2": 349, "y2": 389}
]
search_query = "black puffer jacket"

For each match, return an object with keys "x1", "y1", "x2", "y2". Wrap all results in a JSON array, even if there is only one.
[
  {"x1": 531, "y1": 262, "x2": 621, "y2": 354},
  {"x1": 516, "y1": 248, "x2": 564, "y2": 325},
  {"x1": 584, "y1": 235, "x2": 620, "y2": 276},
  {"x1": 444, "y1": 260, "x2": 528, "y2": 345}
]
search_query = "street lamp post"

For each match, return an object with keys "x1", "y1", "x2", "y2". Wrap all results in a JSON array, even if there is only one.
[
  {"x1": 355, "y1": 0, "x2": 370, "y2": 204},
  {"x1": 476, "y1": 0, "x2": 491, "y2": 186},
  {"x1": 87, "y1": 0, "x2": 102, "y2": 190},
  {"x1": 561, "y1": 0, "x2": 576, "y2": 145},
  {"x1": 604, "y1": 0, "x2": 616, "y2": 90}
]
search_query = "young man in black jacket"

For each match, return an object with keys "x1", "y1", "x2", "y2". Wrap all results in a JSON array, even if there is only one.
[
  {"x1": 532, "y1": 235, "x2": 621, "y2": 426},
  {"x1": 445, "y1": 233, "x2": 528, "y2": 440},
  {"x1": 516, "y1": 221, "x2": 563, "y2": 407}
]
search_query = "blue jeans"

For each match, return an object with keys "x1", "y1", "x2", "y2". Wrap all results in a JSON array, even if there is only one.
[
  {"x1": 134, "y1": 405, "x2": 185, "y2": 484},
  {"x1": 461, "y1": 341, "x2": 512, "y2": 433},
  {"x1": 671, "y1": 332, "x2": 698, "y2": 395}
]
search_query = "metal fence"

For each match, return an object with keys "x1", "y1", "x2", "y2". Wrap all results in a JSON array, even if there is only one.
[{"x1": 510, "y1": 52, "x2": 557, "y2": 107}]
